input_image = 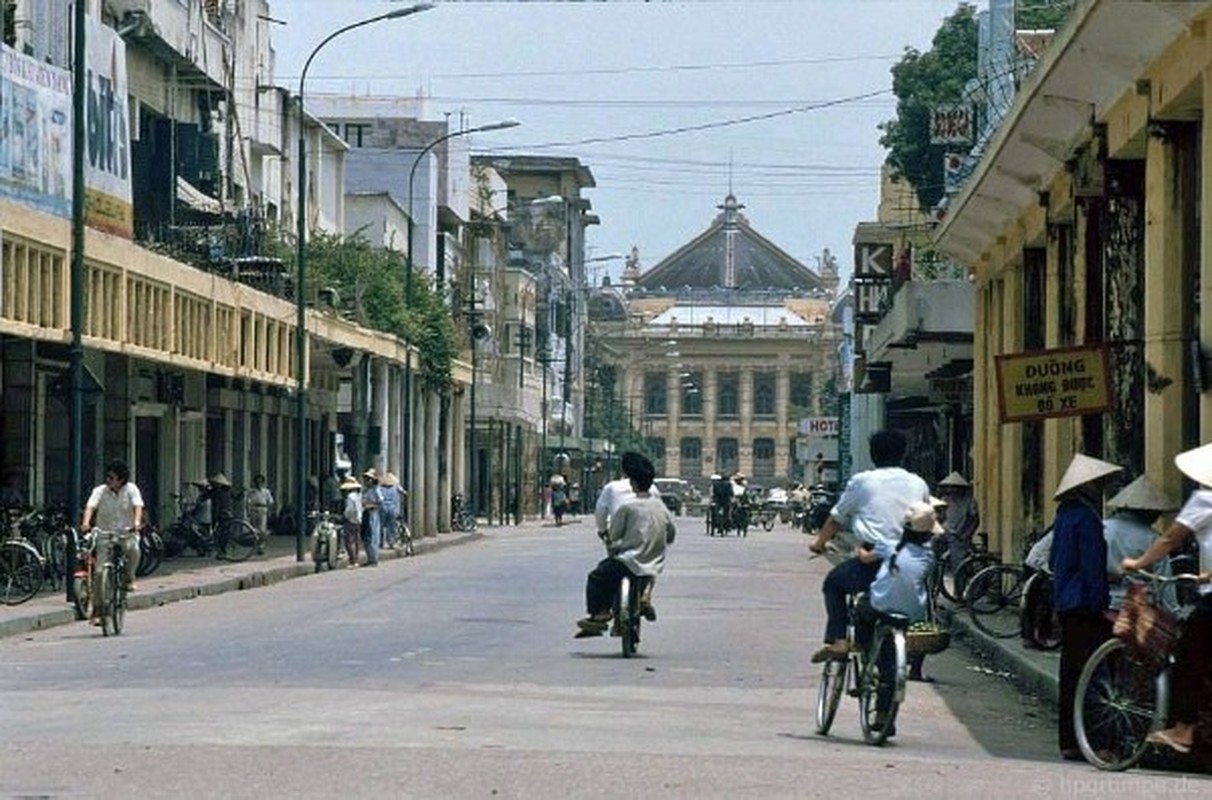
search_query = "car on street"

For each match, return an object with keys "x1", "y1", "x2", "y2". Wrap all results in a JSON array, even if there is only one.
[{"x1": 653, "y1": 478, "x2": 691, "y2": 515}]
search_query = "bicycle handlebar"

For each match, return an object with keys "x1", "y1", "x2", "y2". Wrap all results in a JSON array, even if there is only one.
[{"x1": 1124, "y1": 570, "x2": 1210, "y2": 585}]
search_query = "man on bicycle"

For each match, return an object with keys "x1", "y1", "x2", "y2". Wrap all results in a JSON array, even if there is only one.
[
  {"x1": 808, "y1": 430, "x2": 931, "y2": 663},
  {"x1": 80, "y1": 459, "x2": 144, "y2": 621},
  {"x1": 577, "y1": 453, "x2": 675, "y2": 637},
  {"x1": 594, "y1": 452, "x2": 662, "y2": 620}
]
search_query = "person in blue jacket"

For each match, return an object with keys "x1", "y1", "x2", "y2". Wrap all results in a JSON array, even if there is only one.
[{"x1": 1050, "y1": 452, "x2": 1122, "y2": 761}]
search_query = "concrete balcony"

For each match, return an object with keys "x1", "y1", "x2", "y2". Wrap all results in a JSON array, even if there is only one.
[{"x1": 865, "y1": 280, "x2": 974, "y2": 397}]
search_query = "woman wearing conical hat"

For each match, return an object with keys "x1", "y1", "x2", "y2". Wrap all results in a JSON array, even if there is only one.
[
  {"x1": 1050, "y1": 453, "x2": 1123, "y2": 761},
  {"x1": 1122, "y1": 443, "x2": 1212, "y2": 754},
  {"x1": 936, "y1": 471, "x2": 979, "y2": 573},
  {"x1": 1102, "y1": 475, "x2": 1178, "y2": 612}
]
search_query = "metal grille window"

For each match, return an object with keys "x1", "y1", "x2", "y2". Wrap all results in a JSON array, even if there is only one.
[
  {"x1": 754, "y1": 374, "x2": 776, "y2": 416},
  {"x1": 753, "y1": 438, "x2": 775, "y2": 478},
  {"x1": 716, "y1": 438, "x2": 738, "y2": 474},
  {"x1": 644, "y1": 373, "x2": 667, "y2": 416},
  {"x1": 718, "y1": 374, "x2": 739, "y2": 418}
]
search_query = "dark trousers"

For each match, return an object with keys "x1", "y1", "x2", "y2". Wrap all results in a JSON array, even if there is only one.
[
  {"x1": 586, "y1": 557, "x2": 632, "y2": 615},
  {"x1": 823, "y1": 556, "x2": 881, "y2": 643},
  {"x1": 1058, "y1": 609, "x2": 1112, "y2": 752},
  {"x1": 1173, "y1": 596, "x2": 1212, "y2": 725}
]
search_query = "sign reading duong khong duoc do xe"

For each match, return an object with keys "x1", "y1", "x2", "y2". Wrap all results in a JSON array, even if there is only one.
[{"x1": 995, "y1": 345, "x2": 1111, "y2": 423}]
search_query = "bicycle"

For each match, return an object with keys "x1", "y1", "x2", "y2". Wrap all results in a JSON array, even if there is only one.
[
  {"x1": 82, "y1": 527, "x2": 134, "y2": 636},
  {"x1": 451, "y1": 494, "x2": 477, "y2": 532},
  {"x1": 815, "y1": 591, "x2": 910, "y2": 746},
  {"x1": 965, "y1": 561, "x2": 1028, "y2": 639},
  {"x1": 614, "y1": 569, "x2": 650, "y2": 658},
  {"x1": 1073, "y1": 571, "x2": 1207, "y2": 770},
  {"x1": 163, "y1": 496, "x2": 258, "y2": 562},
  {"x1": 1019, "y1": 566, "x2": 1061, "y2": 650}
]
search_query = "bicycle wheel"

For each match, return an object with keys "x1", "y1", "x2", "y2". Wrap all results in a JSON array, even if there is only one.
[
  {"x1": 108, "y1": 563, "x2": 126, "y2": 636},
  {"x1": 71, "y1": 568, "x2": 90, "y2": 621},
  {"x1": 761, "y1": 513, "x2": 775, "y2": 532},
  {"x1": 1021, "y1": 571, "x2": 1062, "y2": 650},
  {"x1": 400, "y1": 523, "x2": 414, "y2": 557},
  {"x1": 815, "y1": 656, "x2": 849, "y2": 735},
  {"x1": 219, "y1": 520, "x2": 258, "y2": 562},
  {"x1": 42, "y1": 530, "x2": 68, "y2": 589},
  {"x1": 0, "y1": 541, "x2": 43, "y2": 605},
  {"x1": 858, "y1": 628, "x2": 905, "y2": 746},
  {"x1": 951, "y1": 553, "x2": 999, "y2": 605},
  {"x1": 99, "y1": 565, "x2": 116, "y2": 636},
  {"x1": 966, "y1": 564, "x2": 1026, "y2": 639},
  {"x1": 136, "y1": 527, "x2": 164, "y2": 577},
  {"x1": 1075, "y1": 638, "x2": 1159, "y2": 770},
  {"x1": 617, "y1": 576, "x2": 639, "y2": 658}
]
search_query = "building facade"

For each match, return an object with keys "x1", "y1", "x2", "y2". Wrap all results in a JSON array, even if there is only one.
[
  {"x1": 934, "y1": 1, "x2": 1212, "y2": 560},
  {"x1": 589, "y1": 195, "x2": 841, "y2": 489}
]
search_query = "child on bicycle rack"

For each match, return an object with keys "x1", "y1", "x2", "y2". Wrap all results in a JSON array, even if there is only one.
[
  {"x1": 1123, "y1": 442, "x2": 1212, "y2": 755},
  {"x1": 854, "y1": 502, "x2": 941, "y2": 734}
]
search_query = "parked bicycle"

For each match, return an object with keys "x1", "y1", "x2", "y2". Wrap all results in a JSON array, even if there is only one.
[
  {"x1": 815, "y1": 592, "x2": 912, "y2": 746},
  {"x1": 451, "y1": 494, "x2": 477, "y2": 532},
  {"x1": 0, "y1": 507, "x2": 73, "y2": 605},
  {"x1": 162, "y1": 491, "x2": 258, "y2": 562},
  {"x1": 1073, "y1": 571, "x2": 1208, "y2": 770}
]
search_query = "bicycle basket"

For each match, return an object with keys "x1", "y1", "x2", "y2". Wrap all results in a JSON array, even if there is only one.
[
  {"x1": 1113, "y1": 583, "x2": 1181, "y2": 667},
  {"x1": 906, "y1": 623, "x2": 951, "y2": 656}
]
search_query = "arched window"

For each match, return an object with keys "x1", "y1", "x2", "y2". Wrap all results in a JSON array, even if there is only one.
[
  {"x1": 753, "y1": 438, "x2": 775, "y2": 478},
  {"x1": 754, "y1": 374, "x2": 775, "y2": 416},
  {"x1": 644, "y1": 373, "x2": 666, "y2": 415},
  {"x1": 716, "y1": 438, "x2": 738, "y2": 474},
  {"x1": 718, "y1": 374, "x2": 738, "y2": 418}
]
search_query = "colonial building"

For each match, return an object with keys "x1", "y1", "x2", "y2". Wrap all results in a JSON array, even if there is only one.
[
  {"x1": 934, "y1": 1, "x2": 1212, "y2": 560},
  {"x1": 588, "y1": 194, "x2": 841, "y2": 488}
]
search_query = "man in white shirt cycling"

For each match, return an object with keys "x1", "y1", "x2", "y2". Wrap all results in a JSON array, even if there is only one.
[
  {"x1": 593, "y1": 451, "x2": 662, "y2": 621},
  {"x1": 80, "y1": 459, "x2": 145, "y2": 623},
  {"x1": 808, "y1": 430, "x2": 931, "y2": 662}
]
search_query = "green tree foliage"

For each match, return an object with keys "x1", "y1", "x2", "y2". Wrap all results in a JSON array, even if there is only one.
[
  {"x1": 879, "y1": 2, "x2": 1075, "y2": 214},
  {"x1": 879, "y1": 3, "x2": 979, "y2": 213},
  {"x1": 277, "y1": 231, "x2": 456, "y2": 394}
]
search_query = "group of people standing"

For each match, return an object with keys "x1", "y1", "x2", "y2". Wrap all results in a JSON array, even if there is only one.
[
  {"x1": 336, "y1": 468, "x2": 408, "y2": 567},
  {"x1": 1050, "y1": 448, "x2": 1212, "y2": 759}
]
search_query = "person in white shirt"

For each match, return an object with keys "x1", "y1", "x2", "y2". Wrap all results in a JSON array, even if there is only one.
[
  {"x1": 80, "y1": 459, "x2": 144, "y2": 622},
  {"x1": 593, "y1": 452, "x2": 661, "y2": 619},
  {"x1": 577, "y1": 453, "x2": 675, "y2": 637},
  {"x1": 1123, "y1": 443, "x2": 1212, "y2": 754},
  {"x1": 809, "y1": 430, "x2": 931, "y2": 662},
  {"x1": 245, "y1": 474, "x2": 274, "y2": 555}
]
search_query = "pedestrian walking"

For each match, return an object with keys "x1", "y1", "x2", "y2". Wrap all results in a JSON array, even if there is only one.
[
  {"x1": 339, "y1": 475, "x2": 362, "y2": 567},
  {"x1": 379, "y1": 472, "x2": 401, "y2": 550},
  {"x1": 245, "y1": 474, "x2": 274, "y2": 555},
  {"x1": 361, "y1": 469, "x2": 382, "y2": 566}
]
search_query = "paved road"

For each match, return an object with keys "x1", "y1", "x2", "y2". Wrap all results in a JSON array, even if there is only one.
[{"x1": 0, "y1": 515, "x2": 1202, "y2": 798}]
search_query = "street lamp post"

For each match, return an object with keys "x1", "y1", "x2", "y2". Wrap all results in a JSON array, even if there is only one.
[
  {"x1": 402, "y1": 118, "x2": 518, "y2": 528},
  {"x1": 294, "y1": 3, "x2": 434, "y2": 561}
]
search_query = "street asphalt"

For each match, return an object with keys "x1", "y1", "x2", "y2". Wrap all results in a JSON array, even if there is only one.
[{"x1": 0, "y1": 513, "x2": 1061, "y2": 707}]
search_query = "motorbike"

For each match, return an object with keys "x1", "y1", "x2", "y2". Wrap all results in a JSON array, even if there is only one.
[
  {"x1": 310, "y1": 511, "x2": 342, "y2": 572},
  {"x1": 804, "y1": 486, "x2": 836, "y2": 534}
]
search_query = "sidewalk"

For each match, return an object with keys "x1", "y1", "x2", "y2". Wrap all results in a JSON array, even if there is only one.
[
  {"x1": 943, "y1": 603, "x2": 1060, "y2": 706},
  {"x1": 0, "y1": 526, "x2": 483, "y2": 640}
]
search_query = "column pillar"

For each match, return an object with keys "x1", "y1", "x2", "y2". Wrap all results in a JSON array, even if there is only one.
[
  {"x1": 1144, "y1": 131, "x2": 1190, "y2": 498},
  {"x1": 703, "y1": 367, "x2": 718, "y2": 474},
  {"x1": 739, "y1": 367, "x2": 753, "y2": 475},
  {"x1": 424, "y1": 389, "x2": 441, "y2": 535},
  {"x1": 1202, "y1": 70, "x2": 1212, "y2": 441},
  {"x1": 666, "y1": 365, "x2": 681, "y2": 475},
  {"x1": 775, "y1": 360, "x2": 790, "y2": 477}
]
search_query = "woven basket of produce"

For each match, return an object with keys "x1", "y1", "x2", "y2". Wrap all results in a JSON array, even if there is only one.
[{"x1": 906, "y1": 622, "x2": 951, "y2": 656}]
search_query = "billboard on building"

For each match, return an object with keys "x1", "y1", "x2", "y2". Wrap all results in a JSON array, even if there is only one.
[
  {"x1": 0, "y1": 18, "x2": 132, "y2": 237},
  {"x1": 0, "y1": 44, "x2": 73, "y2": 218},
  {"x1": 83, "y1": 18, "x2": 133, "y2": 237}
]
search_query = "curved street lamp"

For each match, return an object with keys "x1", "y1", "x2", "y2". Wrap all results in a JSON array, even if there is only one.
[
  {"x1": 294, "y1": 2, "x2": 434, "y2": 561},
  {"x1": 401, "y1": 118, "x2": 518, "y2": 524}
]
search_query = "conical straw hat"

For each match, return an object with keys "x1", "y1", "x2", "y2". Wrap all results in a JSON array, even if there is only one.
[
  {"x1": 1175, "y1": 442, "x2": 1212, "y2": 488},
  {"x1": 938, "y1": 471, "x2": 970, "y2": 488},
  {"x1": 339, "y1": 476, "x2": 361, "y2": 491},
  {"x1": 1053, "y1": 453, "x2": 1122, "y2": 499},
  {"x1": 1107, "y1": 475, "x2": 1178, "y2": 512}
]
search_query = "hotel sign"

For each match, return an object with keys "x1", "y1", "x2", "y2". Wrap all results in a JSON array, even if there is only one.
[{"x1": 995, "y1": 345, "x2": 1112, "y2": 423}]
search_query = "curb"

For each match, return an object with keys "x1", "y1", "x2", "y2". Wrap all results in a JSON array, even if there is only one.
[
  {"x1": 0, "y1": 530, "x2": 483, "y2": 641},
  {"x1": 942, "y1": 603, "x2": 1060, "y2": 707}
]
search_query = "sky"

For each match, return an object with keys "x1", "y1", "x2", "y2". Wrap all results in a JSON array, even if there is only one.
[{"x1": 269, "y1": 0, "x2": 963, "y2": 285}]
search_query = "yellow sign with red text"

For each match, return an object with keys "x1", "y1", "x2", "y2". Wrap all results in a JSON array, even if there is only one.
[{"x1": 996, "y1": 346, "x2": 1111, "y2": 423}]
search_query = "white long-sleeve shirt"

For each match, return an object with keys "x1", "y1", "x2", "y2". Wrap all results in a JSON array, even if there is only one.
[{"x1": 595, "y1": 477, "x2": 659, "y2": 532}]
